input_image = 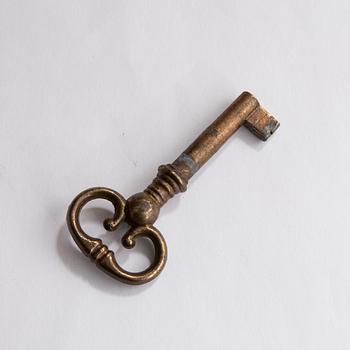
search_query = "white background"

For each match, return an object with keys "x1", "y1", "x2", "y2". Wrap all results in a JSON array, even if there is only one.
[{"x1": 1, "y1": 1, "x2": 349, "y2": 349}]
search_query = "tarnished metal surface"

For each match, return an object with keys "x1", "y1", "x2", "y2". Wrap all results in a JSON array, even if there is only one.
[{"x1": 67, "y1": 91, "x2": 279, "y2": 285}]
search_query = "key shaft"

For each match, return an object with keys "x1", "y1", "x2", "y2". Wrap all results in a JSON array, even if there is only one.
[{"x1": 125, "y1": 91, "x2": 279, "y2": 226}]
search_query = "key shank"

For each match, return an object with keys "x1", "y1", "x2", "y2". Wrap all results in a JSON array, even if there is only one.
[{"x1": 125, "y1": 91, "x2": 279, "y2": 226}]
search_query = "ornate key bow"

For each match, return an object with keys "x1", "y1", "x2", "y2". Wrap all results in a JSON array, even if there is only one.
[{"x1": 67, "y1": 92, "x2": 279, "y2": 285}]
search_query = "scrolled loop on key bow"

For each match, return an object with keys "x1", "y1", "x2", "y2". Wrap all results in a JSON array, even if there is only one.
[{"x1": 66, "y1": 187, "x2": 167, "y2": 285}]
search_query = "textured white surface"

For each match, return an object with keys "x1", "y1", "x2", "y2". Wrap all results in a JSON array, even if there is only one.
[{"x1": 1, "y1": 1, "x2": 350, "y2": 349}]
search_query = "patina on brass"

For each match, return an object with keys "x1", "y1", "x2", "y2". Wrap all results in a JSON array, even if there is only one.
[{"x1": 67, "y1": 91, "x2": 279, "y2": 285}]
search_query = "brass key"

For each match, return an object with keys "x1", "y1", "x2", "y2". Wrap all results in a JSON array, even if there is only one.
[{"x1": 67, "y1": 91, "x2": 279, "y2": 285}]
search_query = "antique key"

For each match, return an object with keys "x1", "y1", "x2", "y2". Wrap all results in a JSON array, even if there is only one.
[{"x1": 67, "y1": 91, "x2": 279, "y2": 285}]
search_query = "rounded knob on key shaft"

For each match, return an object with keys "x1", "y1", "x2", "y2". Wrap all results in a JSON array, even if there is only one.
[{"x1": 125, "y1": 192, "x2": 160, "y2": 226}]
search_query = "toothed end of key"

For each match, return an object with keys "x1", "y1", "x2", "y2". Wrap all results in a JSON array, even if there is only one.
[{"x1": 244, "y1": 106, "x2": 280, "y2": 141}]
